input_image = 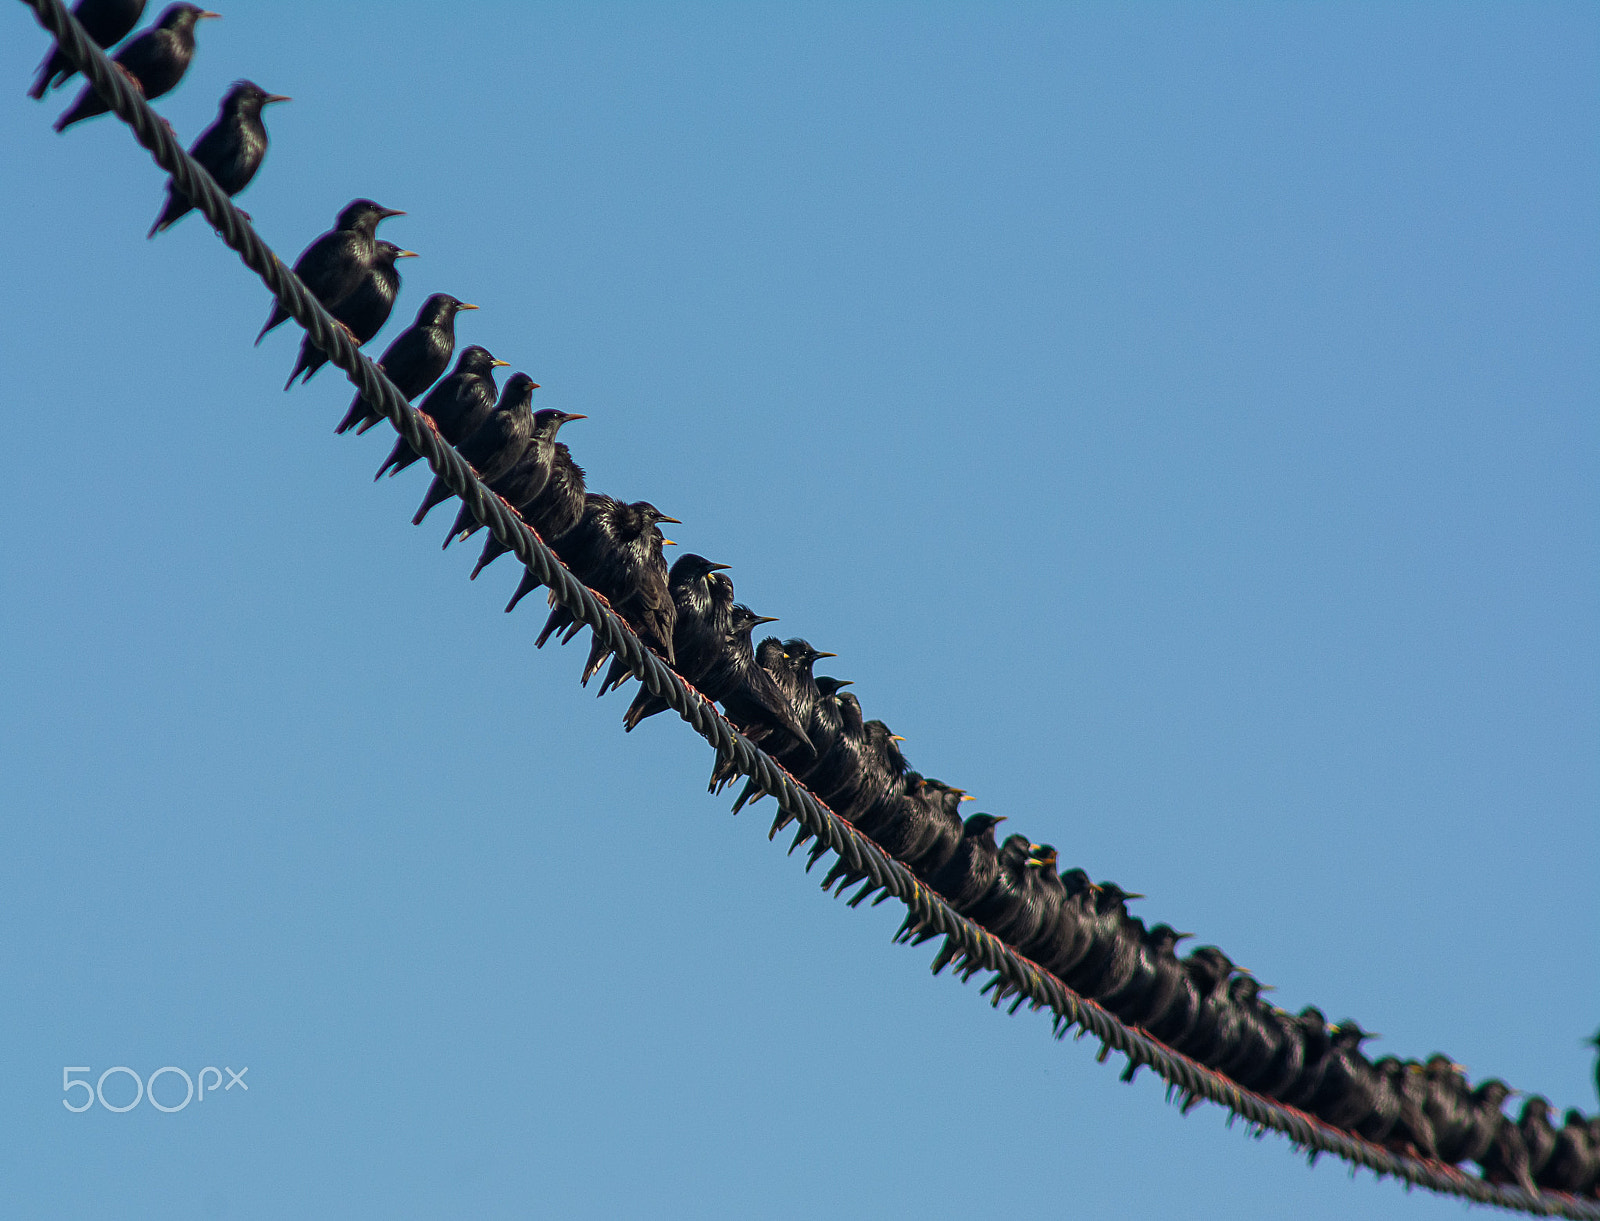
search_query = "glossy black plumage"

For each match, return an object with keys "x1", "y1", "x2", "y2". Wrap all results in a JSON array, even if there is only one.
[
  {"x1": 335, "y1": 294, "x2": 476, "y2": 434},
  {"x1": 713, "y1": 633, "x2": 815, "y2": 766},
  {"x1": 510, "y1": 497, "x2": 679, "y2": 672},
  {"x1": 470, "y1": 441, "x2": 587, "y2": 580},
  {"x1": 620, "y1": 555, "x2": 734, "y2": 729},
  {"x1": 375, "y1": 345, "x2": 505, "y2": 480},
  {"x1": 916, "y1": 812, "x2": 1005, "y2": 918},
  {"x1": 575, "y1": 505, "x2": 679, "y2": 682},
  {"x1": 1162, "y1": 946, "x2": 1236, "y2": 1061},
  {"x1": 1271, "y1": 1006, "x2": 1334, "y2": 1110},
  {"x1": 1057, "y1": 882, "x2": 1145, "y2": 999},
  {"x1": 445, "y1": 409, "x2": 584, "y2": 547},
  {"x1": 1234, "y1": 1005, "x2": 1313, "y2": 1100},
  {"x1": 412, "y1": 373, "x2": 538, "y2": 525},
  {"x1": 1305, "y1": 1020, "x2": 1384, "y2": 1132},
  {"x1": 725, "y1": 639, "x2": 832, "y2": 806},
  {"x1": 257, "y1": 198, "x2": 404, "y2": 343},
  {"x1": 1100, "y1": 924, "x2": 1192, "y2": 1027},
  {"x1": 960, "y1": 834, "x2": 1040, "y2": 940},
  {"x1": 54, "y1": 3, "x2": 214, "y2": 131},
  {"x1": 148, "y1": 79, "x2": 285, "y2": 236},
  {"x1": 285, "y1": 241, "x2": 416, "y2": 387},
  {"x1": 30, "y1": 0, "x2": 146, "y2": 99},
  {"x1": 1537, "y1": 1109, "x2": 1597, "y2": 1193},
  {"x1": 1031, "y1": 868, "x2": 1101, "y2": 982}
]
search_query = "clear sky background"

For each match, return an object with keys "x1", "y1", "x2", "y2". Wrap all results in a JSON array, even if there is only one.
[{"x1": 2, "y1": 2, "x2": 1596, "y2": 1218}]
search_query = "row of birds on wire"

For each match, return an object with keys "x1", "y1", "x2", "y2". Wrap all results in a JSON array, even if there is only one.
[{"x1": 29, "y1": 2, "x2": 1600, "y2": 1206}]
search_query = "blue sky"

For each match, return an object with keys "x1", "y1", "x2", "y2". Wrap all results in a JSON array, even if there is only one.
[{"x1": 2, "y1": 2, "x2": 1596, "y2": 1218}]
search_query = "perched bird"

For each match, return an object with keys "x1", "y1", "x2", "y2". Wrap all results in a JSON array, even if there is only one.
[
  {"x1": 283, "y1": 240, "x2": 415, "y2": 387},
  {"x1": 911, "y1": 812, "x2": 1005, "y2": 925},
  {"x1": 794, "y1": 691, "x2": 870, "y2": 823},
  {"x1": 1235, "y1": 1005, "x2": 1313, "y2": 1101},
  {"x1": 511, "y1": 497, "x2": 680, "y2": 667},
  {"x1": 148, "y1": 80, "x2": 286, "y2": 236},
  {"x1": 1305, "y1": 1020, "x2": 1384, "y2": 1132},
  {"x1": 960, "y1": 835, "x2": 1043, "y2": 943},
  {"x1": 1270, "y1": 1006, "x2": 1334, "y2": 1110},
  {"x1": 30, "y1": 0, "x2": 147, "y2": 99},
  {"x1": 1434, "y1": 1076, "x2": 1515, "y2": 1169},
  {"x1": 412, "y1": 373, "x2": 538, "y2": 525},
  {"x1": 1516, "y1": 1097, "x2": 1560, "y2": 1185},
  {"x1": 54, "y1": 3, "x2": 217, "y2": 132},
  {"x1": 1058, "y1": 882, "x2": 1146, "y2": 999},
  {"x1": 1478, "y1": 1094, "x2": 1539, "y2": 1196},
  {"x1": 469, "y1": 440, "x2": 586, "y2": 580},
  {"x1": 335, "y1": 294, "x2": 476, "y2": 434},
  {"x1": 1206, "y1": 974, "x2": 1275, "y2": 1079},
  {"x1": 725, "y1": 639, "x2": 832, "y2": 807},
  {"x1": 444, "y1": 409, "x2": 585, "y2": 548},
  {"x1": 714, "y1": 633, "x2": 815, "y2": 763},
  {"x1": 1031, "y1": 868, "x2": 1101, "y2": 983},
  {"x1": 257, "y1": 198, "x2": 404, "y2": 343},
  {"x1": 1162, "y1": 946, "x2": 1236, "y2": 1061},
  {"x1": 1101, "y1": 924, "x2": 1192, "y2": 1028},
  {"x1": 374, "y1": 345, "x2": 506, "y2": 480},
  {"x1": 619, "y1": 554, "x2": 734, "y2": 728},
  {"x1": 1537, "y1": 1109, "x2": 1597, "y2": 1193}
]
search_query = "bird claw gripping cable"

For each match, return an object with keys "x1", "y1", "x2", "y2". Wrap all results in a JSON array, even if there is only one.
[{"x1": 18, "y1": 1, "x2": 1599, "y2": 1215}]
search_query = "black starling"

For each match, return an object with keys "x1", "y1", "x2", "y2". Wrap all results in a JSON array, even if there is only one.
[
  {"x1": 914, "y1": 812, "x2": 1005, "y2": 922},
  {"x1": 54, "y1": 3, "x2": 216, "y2": 131},
  {"x1": 819, "y1": 771, "x2": 944, "y2": 899},
  {"x1": 1163, "y1": 946, "x2": 1237, "y2": 1061},
  {"x1": 1207, "y1": 975, "x2": 1274, "y2": 1079},
  {"x1": 889, "y1": 807, "x2": 997, "y2": 967},
  {"x1": 1067, "y1": 901, "x2": 1152, "y2": 1006},
  {"x1": 1516, "y1": 1097, "x2": 1559, "y2": 1184},
  {"x1": 575, "y1": 506, "x2": 679, "y2": 682},
  {"x1": 1058, "y1": 882, "x2": 1146, "y2": 1000},
  {"x1": 619, "y1": 555, "x2": 734, "y2": 728},
  {"x1": 257, "y1": 198, "x2": 404, "y2": 343},
  {"x1": 1350, "y1": 1056, "x2": 1409, "y2": 1148},
  {"x1": 1271, "y1": 1006, "x2": 1334, "y2": 1110},
  {"x1": 375, "y1": 345, "x2": 506, "y2": 480},
  {"x1": 713, "y1": 633, "x2": 815, "y2": 762},
  {"x1": 1478, "y1": 1097, "x2": 1539, "y2": 1196},
  {"x1": 726, "y1": 639, "x2": 833, "y2": 807},
  {"x1": 30, "y1": 0, "x2": 147, "y2": 99},
  {"x1": 1305, "y1": 1020, "x2": 1384, "y2": 1132},
  {"x1": 284, "y1": 240, "x2": 416, "y2": 387},
  {"x1": 147, "y1": 80, "x2": 286, "y2": 236},
  {"x1": 796, "y1": 691, "x2": 870, "y2": 823},
  {"x1": 470, "y1": 441, "x2": 587, "y2": 581},
  {"x1": 1384, "y1": 1060, "x2": 1442, "y2": 1160},
  {"x1": 1031, "y1": 868, "x2": 1102, "y2": 983},
  {"x1": 1420, "y1": 1056, "x2": 1477, "y2": 1164},
  {"x1": 902, "y1": 778, "x2": 967, "y2": 879},
  {"x1": 1234, "y1": 1005, "x2": 1311, "y2": 1101},
  {"x1": 335, "y1": 294, "x2": 476, "y2": 434},
  {"x1": 960, "y1": 834, "x2": 1042, "y2": 941},
  {"x1": 1100, "y1": 924, "x2": 1193, "y2": 1027},
  {"x1": 444, "y1": 409, "x2": 585, "y2": 547},
  {"x1": 1440, "y1": 1076, "x2": 1514, "y2": 1169},
  {"x1": 999, "y1": 844, "x2": 1069, "y2": 960},
  {"x1": 412, "y1": 373, "x2": 538, "y2": 525},
  {"x1": 1538, "y1": 1109, "x2": 1597, "y2": 1193},
  {"x1": 515, "y1": 498, "x2": 680, "y2": 670}
]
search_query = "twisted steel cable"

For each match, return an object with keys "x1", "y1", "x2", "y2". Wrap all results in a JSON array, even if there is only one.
[{"x1": 17, "y1": 1, "x2": 1598, "y2": 1215}]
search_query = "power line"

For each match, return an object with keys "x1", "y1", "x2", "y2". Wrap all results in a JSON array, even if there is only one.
[{"x1": 16, "y1": 1, "x2": 1596, "y2": 1215}]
